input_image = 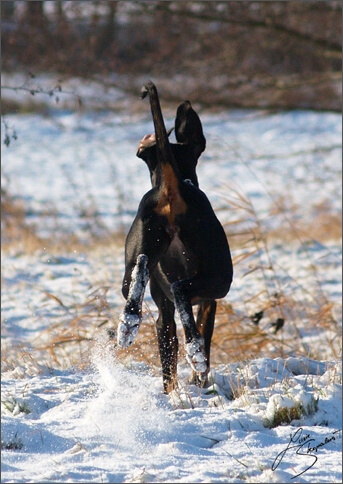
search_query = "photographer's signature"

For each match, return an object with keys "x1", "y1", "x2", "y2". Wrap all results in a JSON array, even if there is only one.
[{"x1": 272, "y1": 427, "x2": 341, "y2": 479}]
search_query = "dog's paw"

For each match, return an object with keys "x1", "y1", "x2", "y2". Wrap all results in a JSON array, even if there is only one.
[
  {"x1": 117, "y1": 313, "x2": 141, "y2": 348},
  {"x1": 185, "y1": 338, "x2": 207, "y2": 374}
]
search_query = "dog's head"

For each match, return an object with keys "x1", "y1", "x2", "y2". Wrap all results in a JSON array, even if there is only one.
[{"x1": 137, "y1": 101, "x2": 205, "y2": 188}]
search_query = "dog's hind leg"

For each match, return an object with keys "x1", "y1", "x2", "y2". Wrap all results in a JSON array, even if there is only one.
[
  {"x1": 170, "y1": 281, "x2": 208, "y2": 378},
  {"x1": 189, "y1": 299, "x2": 216, "y2": 386},
  {"x1": 117, "y1": 254, "x2": 149, "y2": 348},
  {"x1": 150, "y1": 274, "x2": 179, "y2": 394}
]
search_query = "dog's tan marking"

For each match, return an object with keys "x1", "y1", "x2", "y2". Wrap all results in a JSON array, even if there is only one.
[{"x1": 154, "y1": 164, "x2": 187, "y2": 224}]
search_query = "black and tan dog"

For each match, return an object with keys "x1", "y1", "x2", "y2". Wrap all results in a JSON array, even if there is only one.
[{"x1": 117, "y1": 81, "x2": 233, "y2": 393}]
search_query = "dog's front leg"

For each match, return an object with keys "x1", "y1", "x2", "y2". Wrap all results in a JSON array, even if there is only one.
[{"x1": 117, "y1": 254, "x2": 149, "y2": 348}]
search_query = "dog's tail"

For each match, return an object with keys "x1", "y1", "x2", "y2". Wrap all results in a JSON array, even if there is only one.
[
  {"x1": 140, "y1": 81, "x2": 179, "y2": 174},
  {"x1": 140, "y1": 81, "x2": 186, "y2": 224}
]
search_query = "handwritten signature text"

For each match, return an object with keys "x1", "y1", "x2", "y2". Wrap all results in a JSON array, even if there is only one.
[{"x1": 272, "y1": 427, "x2": 341, "y2": 479}]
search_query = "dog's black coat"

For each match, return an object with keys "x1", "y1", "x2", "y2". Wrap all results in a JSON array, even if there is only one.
[{"x1": 117, "y1": 81, "x2": 233, "y2": 393}]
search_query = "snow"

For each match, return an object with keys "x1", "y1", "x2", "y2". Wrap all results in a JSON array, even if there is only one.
[
  {"x1": 1, "y1": 352, "x2": 341, "y2": 483},
  {"x1": 1, "y1": 76, "x2": 342, "y2": 482}
]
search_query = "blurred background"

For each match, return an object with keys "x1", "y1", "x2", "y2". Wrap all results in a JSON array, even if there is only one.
[
  {"x1": 1, "y1": 1, "x2": 342, "y2": 369},
  {"x1": 1, "y1": 0, "x2": 341, "y2": 112}
]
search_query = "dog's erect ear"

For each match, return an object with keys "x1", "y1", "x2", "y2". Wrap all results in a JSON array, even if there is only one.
[{"x1": 175, "y1": 101, "x2": 206, "y2": 159}]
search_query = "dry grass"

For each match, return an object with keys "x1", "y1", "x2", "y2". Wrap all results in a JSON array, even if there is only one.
[
  {"x1": 1, "y1": 185, "x2": 126, "y2": 254},
  {"x1": 211, "y1": 301, "x2": 278, "y2": 364},
  {"x1": 219, "y1": 187, "x2": 341, "y2": 362},
  {"x1": 2, "y1": 287, "x2": 339, "y2": 378},
  {"x1": 267, "y1": 196, "x2": 342, "y2": 243},
  {"x1": 1, "y1": 179, "x2": 341, "y2": 377},
  {"x1": 1, "y1": 187, "x2": 43, "y2": 253}
]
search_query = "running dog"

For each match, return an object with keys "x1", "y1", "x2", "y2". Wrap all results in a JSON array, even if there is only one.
[{"x1": 116, "y1": 81, "x2": 233, "y2": 393}]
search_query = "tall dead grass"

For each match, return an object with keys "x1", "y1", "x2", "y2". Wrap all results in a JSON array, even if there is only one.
[
  {"x1": 1, "y1": 182, "x2": 126, "y2": 254},
  {"x1": 1, "y1": 186, "x2": 43, "y2": 252},
  {"x1": 212, "y1": 185, "x2": 341, "y2": 363},
  {"x1": 1, "y1": 173, "x2": 341, "y2": 376}
]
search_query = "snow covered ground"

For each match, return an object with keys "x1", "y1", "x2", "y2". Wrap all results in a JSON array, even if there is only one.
[
  {"x1": 1, "y1": 351, "x2": 342, "y2": 483},
  {"x1": 1, "y1": 77, "x2": 342, "y2": 482}
]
